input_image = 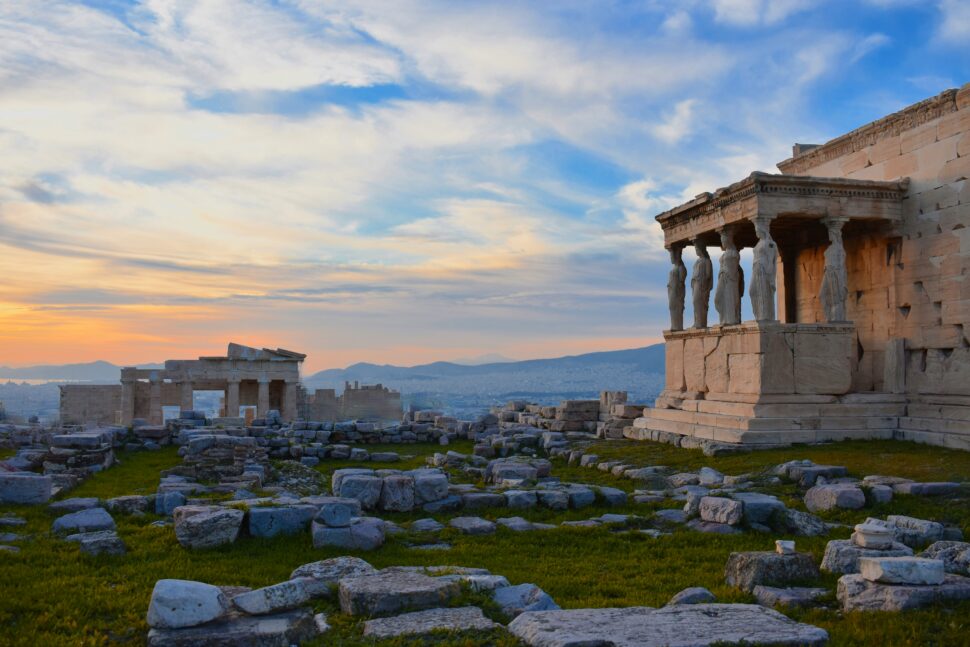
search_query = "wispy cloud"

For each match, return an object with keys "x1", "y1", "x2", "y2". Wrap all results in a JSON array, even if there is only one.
[{"x1": 0, "y1": 0, "x2": 963, "y2": 369}]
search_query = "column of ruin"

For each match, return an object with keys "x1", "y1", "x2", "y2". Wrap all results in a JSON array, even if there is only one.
[
  {"x1": 667, "y1": 246, "x2": 687, "y2": 331},
  {"x1": 226, "y1": 377, "x2": 240, "y2": 419},
  {"x1": 282, "y1": 379, "x2": 298, "y2": 422},
  {"x1": 690, "y1": 239, "x2": 713, "y2": 328},
  {"x1": 257, "y1": 378, "x2": 270, "y2": 417},
  {"x1": 820, "y1": 216, "x2": 849, "y2": 323},
  {"x1": 120, "y1": 372, "x2": 136, "y2": 426},
  {"x1": 179, "y1": 379, "x2": 193, "y2": 413},
  {"x1": 714, "y1": 226, "x2": 743, "y2": 326},
  {"x1": 750, "y1": 216, "x2": 778, "y2": 322},
  {"x1": 149, "y1": 373, "x2": 162, "y2": 425}
]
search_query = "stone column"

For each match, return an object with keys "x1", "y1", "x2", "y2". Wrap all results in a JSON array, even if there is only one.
[
  {"x1": 149, "y1": 372, "x2": 162, "y2": 425},
  {"x1": 120, "y1": 372, "x2": 136, "y2": 426},
  {"x1": 690, "y1": 239, "x2": 713, "y2": 328},
  {"x1": 282, "y1": 380, "x2": 298, "y2": 422},
  {"x1": 820, "y1": 216, "x2": 849, "y2": 323},
  {"x1": 666, "y1": 246, "x2": 687, "y2": 331},
  {"x1": 179, "y1": 379, "x2": 194, "y2": 413},
  {"x1": 226, "y1": 378, "x2": 241, "y2": 419},
  {"x1": 750, "y1": 216, "x2": 778, "y2": 322},
  {"x1": 714, "y1": 227, "x2": 742, "y2": 326},
  {"x1": 257, "y1": 378, "x2": 270, "y2": 418}
]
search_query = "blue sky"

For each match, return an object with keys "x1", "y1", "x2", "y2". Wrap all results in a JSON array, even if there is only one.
[{"x1": 0, "y1": 0, "x2": 967, "y2": 370}]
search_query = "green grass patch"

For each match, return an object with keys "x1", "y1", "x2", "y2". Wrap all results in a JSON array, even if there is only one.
[{"x1": 1, "y1": 439, "x2": 969, "y2": 645}]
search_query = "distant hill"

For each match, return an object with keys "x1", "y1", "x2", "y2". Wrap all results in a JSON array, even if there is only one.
[
  {"x1": 305, "y1": 345, "x2": 665, "y2": 387},
  {"x1": 0, "y1": 360, "x2": 163, "y2": 382},
  {"x1": 451, "y1": 353, "x2": 516, "y2": 365}
]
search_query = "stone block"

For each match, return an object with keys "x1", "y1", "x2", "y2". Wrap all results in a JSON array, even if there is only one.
[
  {"x1": 147, "y1": 579, "x2": 229, "y2": 629},
  {"x1": 725, "y1": 551, "x2": 821, "y2": 594},
  {"x1": 803, "y1": 484, "x2": 865, "y2": 513},
  {"x1": 174, "y1": 508, "x2": 243, "y2": 549},
  {"x1": 837, "y1": 573, "x2": 970, "y2": 612},
  {"x1": 338, "y1": 571, "x2": 460, "y2": 616},
  {"x1": 0, "y1": 473, "x2": 52, "y2": 504},
  {"x1": 232, "y1": 579, "x2": 313, "y2": 615},
  {"x1": 65, "y1": 529, "x2": 126, "y2": 556},
  {"x1": 859, "y1": 556, "x2": 945, "y2": 585},
  {"x1": 248, "y1": 505, "x2": 315, "y2": 538},
  {"x1": 507, "y1": 604, "x2": 829, "y2": 646},
  {"x1": 379, "y1": 475, "x2": 415, "y2": 512},
  {"x1": 52, "y1": 507, "x2": 116, "y2": 535},
  {"x1": 147, "y1": 609, "x2": 318, "y2": 646},
  {"x1": 362, "y1": 606, "x2": 499, "y2": 638},
  {"x1": 699, "y1": 497, "x2": 743, "y2": 526},
  {"x1": 311, "y1": 518, "x2": 385, "y2": 551},
  {"x1": 821, "y1": 539, "x2": 913, "y2": 574},
  {"x1": 337, "y1": 475, "x2": 382, "y2": 510},
  {"x1": 449, "y1": 516, "x2": 496, "y2": 535},
  {"x1": 290, "y1": 556, "x2": 377, "y2": 585},
  {"x1": 314, "y1": 498, "x2": 362, "y2": 528}
]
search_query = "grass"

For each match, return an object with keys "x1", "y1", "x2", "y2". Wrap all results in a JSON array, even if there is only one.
[{"x1": 0, "y1": 439, "x2": 968, "y2": 645}]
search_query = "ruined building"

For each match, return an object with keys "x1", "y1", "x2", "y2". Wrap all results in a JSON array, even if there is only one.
[
  {"x1": 59, "y1": 343, "x2": 403, "y2": 426},
  {"x1": 306, "y1": 382, "x2": 402, "y2": 421},
  {"x1": 632, "y1": 85, "x2": 970, "y2": 450}
]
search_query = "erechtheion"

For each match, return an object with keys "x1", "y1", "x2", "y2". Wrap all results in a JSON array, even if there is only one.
[{"x1": 631, "y1": 85, "x2": 970, "y2": 450}]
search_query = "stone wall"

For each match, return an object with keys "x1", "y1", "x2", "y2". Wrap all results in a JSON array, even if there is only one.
[
  {"x1": 779, "y1": 86, "x2": 970, "y2": 401},
  {"x1": 59, "y1": 385, "x2": 122, "y2": 425}
]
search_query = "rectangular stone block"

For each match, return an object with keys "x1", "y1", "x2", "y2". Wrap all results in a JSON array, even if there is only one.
[
  {"x1": 859, "y1": 557, "x2": 945, "y2": 585},
  {"x1": 0, "y1": 473, "x2": 53, "y2": 504}
]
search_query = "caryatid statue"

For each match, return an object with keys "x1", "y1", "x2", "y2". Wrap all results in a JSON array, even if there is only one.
[
  {"x1": 691, "y1": 239, "x2": 713, "y2": 328},
  {"x1": 666, "y1": 246, "x2": 687, "y2": 331},
  {"x1": 750, "y1": 217, "x2": 777, "y2": 322},
  {"x1": 714, "y1": 227, "x2": 743, "y2": 325},
  {"x1": 820, "y1": 217, "x2": 849, "y2": 322}
]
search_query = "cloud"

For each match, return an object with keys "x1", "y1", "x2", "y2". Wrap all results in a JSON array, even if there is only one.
[
  {"x1": 937, "y1": 0, "x2": 970, "y2": 43},
  {"x1": 651, "y1": 99, "x2": 698, "y2": 144},
  {"x1": 0, "y1": 0, "x2": 960, "y2": 369}
]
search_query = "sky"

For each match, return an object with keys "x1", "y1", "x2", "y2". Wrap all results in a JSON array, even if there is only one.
[{"x1": 0, "y1": 0, "x2": 967, "y2": 372}]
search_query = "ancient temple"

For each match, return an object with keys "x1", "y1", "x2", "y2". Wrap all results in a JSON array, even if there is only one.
[
  {"x1": 631, "y1": 85, "x2": 970, "y2": 450},
  {"x1": 61, "y1": 343, "x2": 305, "y2": 425}
]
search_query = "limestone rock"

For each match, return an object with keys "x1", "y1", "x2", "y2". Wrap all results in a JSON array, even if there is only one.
[
  {"x1": 461, "y1": 492, "x2": 506, "y2": 510},
  {"x1": 147, "y1": 608, "x2": 318, "y2": 646},
  {"x1": 595, "y1": 486, "x2": 628, "y2": 506},
  {"x1": 493, "y1": 583, "x2": 560, "y2": 617},
  {"x1": 782, "y1": 509, "x2": 828, "y2": 537},
  {"x1": 0, "y1": 473, "x2": 52, "y2": 504},
  {"x1": 311, "y1": 517, "x2": 385, "y2": 551},
  {"x1": 362, "y1": 606, "x2": 499, "y2": 638},
  {"x1": 174, "y1": 508, "x2": 243, "y2": 549},
  {"x1": 290, "y1": 556, "x2": 377, "y2": 586},
  {"x1": 804, "y1": 484, "x2": 865, "y2": 513},
  {"x1": 49, "y1": 497, "x2": 100, "y2": 514},
  {"x1": 920, "y1": 541, "x2": 970, "y2": 576},
  {"x1": 724, "y1": 551, "x2": 820, "y2": 592},
  {"x1": 338, "y1": 571, "x2": 460, "y2": 616},
  {"x1": 337, "y1": 475, "x2": 383, "y2": 509},
  {"x1": 507, "y1": 604, "x2": 829, "y2": 646},
  {"x1": 65, "y1": 530, "x2": 126, "y2": 556},
  {"x1": 147, "y1": 579, "x2": 229, "y2": 629},
  {"x1": 887, "y1": 515, "x2": 944, "y2": 548},
  {"x1": 732, "y1": 492, "x2": 786, "y2": 525},
  {"x1": 668, "y1": 587, "x2": 716, "y2": 605},
  {"x1": 859, "y1": 557, "x2": 945, "y2": 585},
  {"x1": 313, "y1": 498, "x2": 362, "y2": 528},
  {"x1": 837, "y1": 573, "x2": 970, "y2": 612},
  {"x1": 232, "y1": 579, "x2": 313, "y2": 615},
  {"x1": 505, "y1": 490, "x2": 538, "y2": 509},
  {"x1": 449, "y1": 516, "x2": 496, "y2": 535},
  {"x1": 536, "y1": 490, "x2": 569, "y2": 510},
  {"x1": 752, "y1": 586, "x2": 827, "y2": 609},
  {"x1": 410, "y1": 518, "x2": 445, "y2": 533},
  {"x1": 248, "y1": 505, "x2": 315, "y2": 538},
  {"x1": 52, "y1": 507, "x2": 116, "y2": 535},
  {"x1": 379, "y1": 475, "x2": 415, "y2": 512},
  {"x1": 155, "y1": 492, "x2": 186, "y2": 516},
  {"x1": 821, "y1": 539, "x2": 913, "y2": 574},
  {"x1": 413, "y1": 473, "x2": 450, "y2": 504},
  {"x1": 699, "y1": 497, "x2": 743, "y2": 526},
  {"x1": 106, "y1": 495, "x2": 150, "y2": 515}
]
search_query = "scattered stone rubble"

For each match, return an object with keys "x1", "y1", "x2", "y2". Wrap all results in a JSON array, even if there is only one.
[{"x1": 144, "y1": 557, "x2": 830, "y2": 646}]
